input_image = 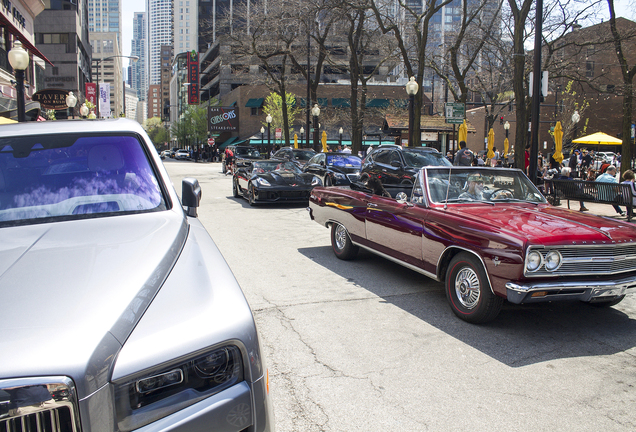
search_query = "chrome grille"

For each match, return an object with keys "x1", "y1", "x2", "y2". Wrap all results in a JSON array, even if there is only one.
[
  {"x1": 1, "y1": 405, "x2": 74, "y2": 432},
  {"x1": 526, "y1": 244, "x2": 636, "y2": 277},
  {"x1": 0, "y1": 378, "x2": 80, "y2": 432}
]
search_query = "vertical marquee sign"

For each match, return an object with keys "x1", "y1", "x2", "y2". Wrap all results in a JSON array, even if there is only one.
[
  {"x1": 85, "y1": 83, "x2": 97, "y2": 106},
  {"x1": 187, "y1": 50, "x2": 199, "y2": 105}
]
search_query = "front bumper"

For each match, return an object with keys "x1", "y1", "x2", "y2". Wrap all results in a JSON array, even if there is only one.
[
  {"x1": 254, "y1": 187, "x2": 312, "y2": 203},
  {"x1": 505, "y1": 273, "x2": 636, "y2": 304}
]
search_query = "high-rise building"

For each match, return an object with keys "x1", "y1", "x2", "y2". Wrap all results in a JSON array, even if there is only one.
[
  {"x1": 174, "y1": 0, "x2": 197, "y2": 55},
  {"x1": 147, "y1": 0, "x2": 173, "y2": 85},
  {"x1": 34, "y1": 0, "x2": 92, "y2": 114},
  {"x1": 88, "y1": 0, "x2": 122, "y2": 51},
  {"x1": 130, "y1": 12, "x2": 147, "y2": 101},
  {"x1": 90, "y1": 32, "x2": 124, "y2": 117}
]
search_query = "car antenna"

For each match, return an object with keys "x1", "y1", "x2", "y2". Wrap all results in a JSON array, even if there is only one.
[{"x1": 444, "y1": 167, "x2": 452, "y2": 210}]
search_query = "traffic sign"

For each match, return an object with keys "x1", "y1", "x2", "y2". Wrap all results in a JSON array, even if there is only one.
[
  {"x1": 208, "y1": 137, "x2": 215, "y2": 145},
  {"x1": 445, "y1": 103, "x2": 465, "y2": 124},
  {"x1": 275, "y1": 128, "x2": 282, "y2": 139}
]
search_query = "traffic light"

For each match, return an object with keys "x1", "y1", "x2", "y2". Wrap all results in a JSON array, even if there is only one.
[{"x1": 500, "y1": 116, "x2": 504, "y2": 125}]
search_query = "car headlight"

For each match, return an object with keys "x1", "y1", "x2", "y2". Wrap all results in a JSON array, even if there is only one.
[
  {"x1": 544, "y1": 250, "x2": 562, "y2": 271},
  {"x1": 114, "y1": 345, "x2": 243, "y2": 431},
  {"x1": 334, "y1": 172, "x2": 346, "y2": 179},
  {"x1": 312, "y1": 176, "x2": 322, "y2": 186},
  {"x1": 256, "y1": 177, "x2": 271, "y2": 186},
  {"x1": 526, "y1": 251, "x2": 543, "y2": 272}
]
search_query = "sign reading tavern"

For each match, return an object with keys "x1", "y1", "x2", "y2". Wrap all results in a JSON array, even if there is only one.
[{"x1": 32, "y1": 89, "x2": 70, "y2": 110}]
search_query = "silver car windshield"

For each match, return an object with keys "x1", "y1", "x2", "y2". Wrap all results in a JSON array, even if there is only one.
[
  {"x1": 0, "y1": 134, "x2": 166, "y2": 225},
  {"x1": 423, "y1": 167, "x2": 547, "y2": 204}
]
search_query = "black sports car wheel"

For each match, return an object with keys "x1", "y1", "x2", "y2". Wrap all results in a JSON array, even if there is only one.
[
  {"x1": 233, "y1": 178, "x2": 240, "y2": 198},
  {"x1": 331, "y1": 223, "x2": 358, "y2": 260},
  {"x1": 445, "y1": 253, "x2": 503, "y2": 324},
  {"x1": 248, "y1": 183, "x2": 257, "y2": 206}
]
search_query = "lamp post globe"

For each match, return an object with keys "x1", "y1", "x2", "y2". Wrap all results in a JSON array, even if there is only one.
[
  {"x1": 260, "y1": 126, "x2": 265, "y2": 147},
  {"x1": 299, "y1": 126, "x2": 305, "y2": 148},
  {"x1": 79, "y1": 103, "x2": 89, "y2": 118},
  {"x1": 339, "y1": 127, "x2": 344, "y2": 147},
  {"x1": 66, "y1": 91, "x2": 77, "y2": 119},
  {"x1": 504, "y1": 120, "x2": 510, "y2": 138},
  {"x1": 405, "y1": 76, "x2": 419, "y2": 147},
  {"x1": 311, "y1": 104, "x2": 320, "y2": 152},
  {"x1": 8, "y1": 41, "x2": 29, "y2": 122}
]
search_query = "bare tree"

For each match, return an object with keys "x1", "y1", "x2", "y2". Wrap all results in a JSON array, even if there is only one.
[{"x1": 370, "y1": 0, "x2": 452, "y2": 147}]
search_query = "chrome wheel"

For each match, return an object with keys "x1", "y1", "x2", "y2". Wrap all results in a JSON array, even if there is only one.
[
  {"x1": 454, "y1": 267, "x2": 481, "y2": 310},
  {"x1": 334, "y1": 224, "x2": 347, "y2": 251}
]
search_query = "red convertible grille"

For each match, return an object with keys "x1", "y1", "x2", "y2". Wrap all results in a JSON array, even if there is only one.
[{"x1": 527, "y1": 244, "x2": 636, "y2": 277}]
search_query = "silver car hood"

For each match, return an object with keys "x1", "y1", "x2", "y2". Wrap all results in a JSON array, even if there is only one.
[{"x1": 0, "y1": 210, "x2": 187, "y2": 397}]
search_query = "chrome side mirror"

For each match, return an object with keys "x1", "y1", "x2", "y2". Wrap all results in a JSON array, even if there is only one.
[{"x1": 396, "y1": 192, "x2": 409, "y2": 204}]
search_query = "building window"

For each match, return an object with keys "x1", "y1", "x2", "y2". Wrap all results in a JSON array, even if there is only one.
[{"x1": 586, "y1": 61, "x2": 594, "y2": 78}]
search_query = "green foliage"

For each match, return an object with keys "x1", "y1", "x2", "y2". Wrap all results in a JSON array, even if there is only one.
[
  {"x1": 263, "y1": 92, "x2": 301, "y2": 134},
  {"x1": 145, "y1": 116, "x2": 170, "y2": 148},
  {"x1": 170, "y1": 105, "x2": 208, "y2": 147}
]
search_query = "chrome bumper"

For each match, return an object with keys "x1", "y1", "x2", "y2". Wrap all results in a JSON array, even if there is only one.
[{"x1": 505, "y1": 273, "x2": 636, "y2": 304}]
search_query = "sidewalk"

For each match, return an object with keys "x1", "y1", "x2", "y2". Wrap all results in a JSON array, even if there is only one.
[{"x1": 554, "y1": 199, "x2": 633, "y2": 222}]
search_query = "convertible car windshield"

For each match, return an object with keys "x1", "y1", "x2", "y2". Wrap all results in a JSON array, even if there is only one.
[
  {"x1": 252, "y1": 160, "x2": 302, "y2": 174},
  {"x1": 424, "y1": 168, "x2": 547, "y2": 204},
  {"x1": 234, "y1": 146, "x2": 260, "y2": 157},
  {"x1": 326, "y1": 154, "x2": 361, "y2": 168},
  {"x1": 0, "y1": 134, "x2": 166, "y2": 225}
]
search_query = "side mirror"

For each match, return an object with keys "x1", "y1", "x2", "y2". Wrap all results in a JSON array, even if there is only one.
[
  {"x1": 396, "y1": 192, "x2": 412, "y2": 206},
  {"x1": 390, "y1": 160, "x2": 402, "y2": 168},
  {"x1": 182, "y1": 177, "x2": 201, "y2": 217}
]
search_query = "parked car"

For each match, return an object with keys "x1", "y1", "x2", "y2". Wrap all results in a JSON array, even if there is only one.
[
  {"x1": 0, "y1": 119, "x2": 274, "y2": 432},
  {"x1": 223, "y1": 145, "x2": 262, "y2": 174},
  {"x1": 271, "y1": 147, "x2": 316, "y2": 168},
  {"x1": 303, "y1": 152, "x2": 362, "y2": 186},
  {"x1": 233, "y1": 159, "x2": 322, "y2": 205},
  {"x1": 308, "y1": 166, "x2": 636, "y2": 324},
  {"x1": 160, "y1": 150, "x2": 170, "y2": 159},
  {"x1": 359, "y1": 145, "x2": 451, "y2": 196}
]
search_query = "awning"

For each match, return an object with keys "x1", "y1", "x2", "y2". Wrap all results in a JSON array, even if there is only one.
[
  {"x1": 0, "y1": 15, "x2": 55, "y2": 66},
  {"x1": 245, "y1": 98, "x2": 264, "y2": 108},
  {"x1": 366, "y1": 99, "x2": 390, "y2": 108},
  {"x1": 217, "y1": 136, "x2": 239, "y2": 150},
  {"x1": 332, "y1": 98, "x2": 350, "y2": 108}
]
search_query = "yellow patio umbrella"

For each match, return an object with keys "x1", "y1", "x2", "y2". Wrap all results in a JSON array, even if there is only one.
[
  {"x1": 553, "y1": 121, "x2": 564, "y2": 163},
  {"x1": 572, "y1": 132, "x2": 622, "y2": 145},
  {"x1": 487, "y1": 128, "x2": 495, "y2": 159},
  {"x1": 294, "y1": 133, "x2": 299, "y2": 149},
  {"x1": 0, "y1": 117, "x2": 17, "y2": 124},
  {"x1": 321, "y1": 131, "x2": 328, "y2": 152},
  {"x1": 503, "y1": 137, "x2": 510, "y2": 160},
  {"x1": 458, "y1": 119, "x2": 468, "y2": 144}
]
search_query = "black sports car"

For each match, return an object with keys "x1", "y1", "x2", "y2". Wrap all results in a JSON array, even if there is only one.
[
  {"x1": 303, "y1": 152, "x2": 362, "y2": 186},
  {"x1": 233, "y1": 160, "x2": 322, "y2": 205}
]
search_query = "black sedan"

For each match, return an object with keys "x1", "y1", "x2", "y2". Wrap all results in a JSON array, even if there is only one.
[
  {"x1": 233, "y1": 160, "x2": 322, "y2": 205},
  {"x1": 303, "y1": 152, "x2": 362, "y2": 186}
]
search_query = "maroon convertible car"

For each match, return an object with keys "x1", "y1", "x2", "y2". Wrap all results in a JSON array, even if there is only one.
[{"x1": 308, "y1": 166, "x2": 636, "y2": 323}]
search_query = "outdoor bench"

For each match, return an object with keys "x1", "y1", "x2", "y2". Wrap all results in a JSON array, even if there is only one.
[{"x1": 544, "y1": 179, "x2": 633, "y2": 221}]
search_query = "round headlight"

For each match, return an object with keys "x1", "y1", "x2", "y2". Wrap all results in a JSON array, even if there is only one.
[
  {"x1": 526, "y1": 251, "x2": 542, "y2": 272},
  {"x1": 544, "y1": 250, "x2": 562, "y2": 271}
]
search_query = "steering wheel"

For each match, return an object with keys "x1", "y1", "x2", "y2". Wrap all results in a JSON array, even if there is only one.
[{"x1": 489, "y1": 188, "x2": 514, "y2": 200}]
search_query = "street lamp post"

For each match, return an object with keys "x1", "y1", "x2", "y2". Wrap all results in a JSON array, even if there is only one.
[
  {"x1": 66, "y1": 91, "x2": 77, "y2": 119},
  {"x1": 92, "y1": 55, "x2": 139, "y2": 118},
  {"x1": 266, "y1": 114, "x2": 272, "y2": 157},
  {"x1": 405, "y1": 76, "x2": 419, "y2": 147},
  {"x1": 261, "y1": 126, "x2": 265, "y2": 149},
  {"x1": 300, "y1": 127, "x2": 305, "y2": 148},
  {"x1": 571, "y1": 110, "x2": 580, "y2": 141},
  {"x1": 312, "y1": 104, "x2": 320, "y2": 152},
  {"x1": 339, "y1": 127, "x2": 343, "y2": 148},
  {"x1": 8, "y1": 41, "x2": 29, "y2": 122},
  {"x1": 504, "y1": 121, "x2": 510, "y2": 139}
]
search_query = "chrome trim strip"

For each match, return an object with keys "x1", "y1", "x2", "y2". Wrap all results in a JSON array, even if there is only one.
[
  {"x1": 506, "y1": 273, "x2": 636, "y2": 294},
  {"x1": 352, "y1": 241, "x2": 439, "y2": 281}
]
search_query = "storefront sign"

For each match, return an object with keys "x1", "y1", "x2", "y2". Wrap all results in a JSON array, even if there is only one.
[
  {"x1": 208, "y1": 107, "x2": 238, "y2": 132},
  {"x1": 99, "y1": 83, "x2": 110, "y2": 117},
  {"x1": 421, "y1": 132, "x2": 439, "y2": 141},
  {"x1": 186, "y1": 50, "x2": 199, "y2": 105},
  {"x1": 32, "y1": 89, "x2": 69, "y2": 110}
]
